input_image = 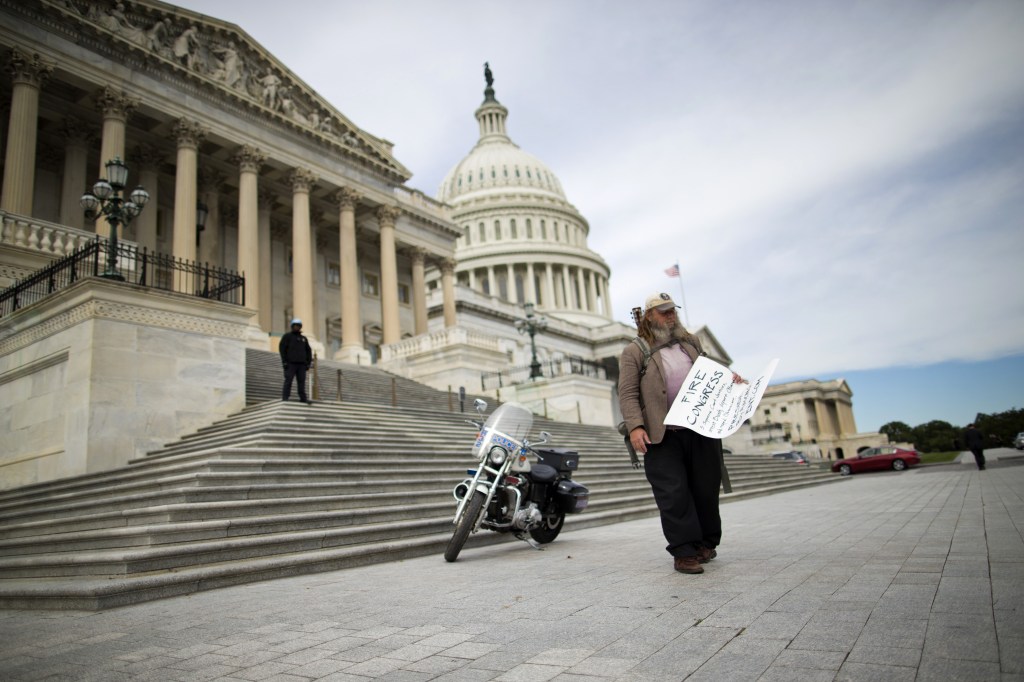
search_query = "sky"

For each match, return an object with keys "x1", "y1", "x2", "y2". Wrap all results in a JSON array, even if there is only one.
[{"x1": 169, "y1": 0, "x2": 1024, "y2": 432}]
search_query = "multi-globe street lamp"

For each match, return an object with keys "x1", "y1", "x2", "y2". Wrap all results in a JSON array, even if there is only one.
[
  {"x1": 514, "y1": 301, "x2": 548, "y2": 380},
  {"x1": 80, "y1": 157, "x2": 149, "y2": 280}
]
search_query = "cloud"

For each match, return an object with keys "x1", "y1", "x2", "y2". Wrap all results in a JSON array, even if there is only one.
[{"x1": 173, "y1": 0, "x2": 1024, "y2": 381}]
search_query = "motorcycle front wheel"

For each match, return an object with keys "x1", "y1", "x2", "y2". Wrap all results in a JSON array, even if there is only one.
[
  {"x1": 529, "y1": 512, "x2": 565, "y2": 544},
  {"x1": 444, "y1": 490, "x2": 486, "y2": 562}
]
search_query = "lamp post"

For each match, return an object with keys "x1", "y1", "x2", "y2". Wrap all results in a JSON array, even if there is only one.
[
  {"x1": 81, "y1": 157, "x2": 149, "y2": 280},
  {"x1": 195, "y1": 200, "x2": 208, "y2": 248},
  {"x1": 514, "y1": 301, "x2": 548, "y2": 380}
]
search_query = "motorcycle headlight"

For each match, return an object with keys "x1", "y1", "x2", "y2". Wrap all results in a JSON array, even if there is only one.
[{"x1": 488, "y1": 446, "x2": 508, "y2": 466}]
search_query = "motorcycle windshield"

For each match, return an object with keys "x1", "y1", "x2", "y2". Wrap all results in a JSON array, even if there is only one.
[{"x1": 474, "y1": 402, "x2": 534, "y2": 458}]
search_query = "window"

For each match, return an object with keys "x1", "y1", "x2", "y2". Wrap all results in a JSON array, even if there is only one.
[
  {"x1": 781, "y1": 406, "x2": 788, "y2": 414},
  {"x1": 362, "y1": 272, "x2": 379, "y2": 297},
  {"x1": 526, "y1": 219, "x2": 533, "y2": 239},
  {"x1": 463, "y1": 225, "x2": 471, "y2": 246},
  {"x1": 510, "y1": 219, "x2": 517, "y2": 239},
  {"x1": 494, "y1": 220, "x2": 501, "y2": 240},
  {"x1": 479, "y1": 223, "x2": 485, "y2": 243},
  {"x1": 398, "y1": 283, "x2": 410, "y2": 304},
  {"x1": 540, "y1": 220, "x2": 547, "y2": 239},
  {"x1": 327, "y1": 262, "x2": 340, "y2": 286},
  {"x1": 552, "y1": 222, "x2": 558, "y2": 241},
  {"x1": 764, "y1": 408, "x2": 771, "y2": 416}
]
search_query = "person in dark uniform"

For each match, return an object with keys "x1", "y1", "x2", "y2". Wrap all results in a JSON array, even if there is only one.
[
  {"x1": 964, "y1": 423, "x2": 985, "y2": 470},
  {"x1": 280, "y1": 318, "x2": 313, "y2": 404}
]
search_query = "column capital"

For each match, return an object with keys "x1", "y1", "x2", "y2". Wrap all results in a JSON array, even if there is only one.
[
  {"x1": 289, "y1": 167, "x2": 317, "y2": 193},
  {"x1": 233, "y1": 144, "x2": 266, "y2": 173},
  {"x1": 376, "y1": 204, "x2": 400, "y2": 227},
  {"x1": 409, "y1": 246, "x2": 427, "y2": 266},
  {"x1": 131, "y1": 143, "x2": 165, "y2": 171},
  {"x1": 62, "y1": 116, "x2": 96, "y2": 147},
  {"x1": 258, "y1": 187, "x2": 275, "y2": 210},
  {"x1": 331, "y1": 186, "x2": 361, "y2": 210},
  {"x1": 198, "y1": 166, "x2": 227, "y2": 192},
  {"x1": 95, "y1": 86, "x2": 139, "y2": 122},
  {"x1": 6, "y1": 46, "x2": 54, "y2": 87},
  {"x1": 440, "y1": 257, "x2": 457, "y2": 274},
  {"x1": 173, "y1": 117, "x2": 207, "y2": 149}
]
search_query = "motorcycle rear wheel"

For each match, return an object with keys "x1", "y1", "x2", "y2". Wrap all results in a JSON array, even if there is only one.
[
  {"x1": 444, "y1": 490, "x2": 486, "y2": 562},
  {"x1": 529, "y1": 512, "x2": 565, "y2": 544}
]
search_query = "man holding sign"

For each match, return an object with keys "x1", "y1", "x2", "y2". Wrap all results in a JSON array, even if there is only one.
[{"x1": 618, "y1": 292, "x2": 746, "y2": 575}]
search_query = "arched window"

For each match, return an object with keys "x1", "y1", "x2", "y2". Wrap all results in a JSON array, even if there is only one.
[
  {"x1": 540, "y1": 220, "x2": 547, "y2": 240},
  {"x1": 510, "y1": 219, "x2": 517, "y2": 239},
  {"x1": 479, "y1": 222, "x2": 485, "y2": 243},
  {"x1": 494, "y1": 220, "x2": 502, "y2": 240},
  {"x1": 464, "y1": 225, "x2": 471, "y2": 246},
  {"x1": 526, "y1": 219, "x2": 533, "y2": 239}
]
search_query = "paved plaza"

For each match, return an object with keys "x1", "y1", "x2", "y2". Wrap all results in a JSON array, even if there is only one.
[{"x1": 1, "y1": 453, "x2": 1021, "y2": 681}]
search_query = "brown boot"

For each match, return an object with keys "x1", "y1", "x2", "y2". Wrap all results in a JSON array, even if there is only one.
[
  {"x1": 697, "y1": 546, "x2": 717, "y2": 564},
  {"x1": 674, "y1": 556, "x2": 703, "y2": 574}
]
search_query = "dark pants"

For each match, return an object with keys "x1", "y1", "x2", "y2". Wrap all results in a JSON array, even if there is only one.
[
  {"x1": 643, "y1": 429, "x2": 722, "y2": 558},
  {"x1": 282, "y1": 363, "x2": 308, "y2": 401},
  {"x1": 970, "y1": 448, "x2": 985, "y2": 470}
]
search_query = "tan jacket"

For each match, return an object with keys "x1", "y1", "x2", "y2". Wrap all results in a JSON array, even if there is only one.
[{"x1": 618, "y1": 336, "x2": 702, "y2": 445}]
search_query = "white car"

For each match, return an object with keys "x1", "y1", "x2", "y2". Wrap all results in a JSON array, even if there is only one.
[{"x1": 1015, "y1": 432, "x2": 1024, "y2": 450}]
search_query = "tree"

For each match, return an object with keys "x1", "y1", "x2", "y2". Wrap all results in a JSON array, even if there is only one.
[
  {"x1": 880, "y1": 421, "x2": 914, "y2": 444},
  {"x1": 974, "y1": 408, "x2": 1024, "y2": 447},
  {"x1": 912, "y1": 420, "x2": 960, "y2": 453}
]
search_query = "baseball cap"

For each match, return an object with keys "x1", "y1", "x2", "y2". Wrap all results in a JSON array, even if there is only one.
[
  {"x1": 644, "y1": 292, "x2": 679, "y2": 313},
  {"x1": 290, "y1": 318, "x2": 302, "y2": 327}
]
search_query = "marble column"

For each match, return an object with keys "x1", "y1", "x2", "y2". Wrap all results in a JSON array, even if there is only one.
[
  {"x1": 333, "y1": 187, "x2": 363, "y2": 357},
  {"x1": 544, "y1": 263, "x2": 555, "y2": 310},
  {"x1": 290, "y1": 168, "x2": 318, "y2": 343},
  {"x1": 586, "y1": 270, "x2": 598, "y2": 313},
  {"x1": 441, "y1": 258, "x2": 457, "y2": 328},
  {"x1": 410, "y1": 247, "x2": 428, "y2": 335},
  {"x1": 172, "y1": 118, "x2": 206, "y2": 263},
  {"x1": 525, "y1": 262, "x2": 537, "y2": 305},
  {"x1": 257, "y1": 188, "x2": 274, "y2": 332},
  {"x1": 599, "y1": 276, "x2": 612, "y2": 317},
  {"x1": 130, "y1": 144, "x2": 163, "y2": 252},
  {"x1": 1, "y1": 47, "x2": 53, "y2": 215},
  {"x1": 560, "y1": 266, "x2": 572, "y2": 308},
  {"x1": 577, "y1": 268, "x2": 588, "y2": 312},
  {"x1": 58, "y1": 117, "x2": 92, "y2": 231},
  {"x1": 467, "y1": 269, "x2": 476, "y2": 291},
  {"x1": 486, "y1": 265, "x2": 496, "y2": 298},
  {"x1": 377, "y1": 205, "x2": 402, "y2": 345},
  {"x1": 94, "y1": 87, "x2": 139, "y2": 238},
  {"x1": 234, "y1": 145, "x2": 265, "y2": 316},
  {"x1": 507, "y1": 263, "x2": 519, "y2": 304}
]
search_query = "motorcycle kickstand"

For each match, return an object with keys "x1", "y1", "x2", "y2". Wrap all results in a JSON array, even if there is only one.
[{"x1": 514, "y1": 532, "x2": 545, "y2": 551}]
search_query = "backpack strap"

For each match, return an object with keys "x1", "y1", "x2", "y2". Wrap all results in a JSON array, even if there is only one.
[{"x1": 633, "y1": 336, "x2": 681, "y2": 377}]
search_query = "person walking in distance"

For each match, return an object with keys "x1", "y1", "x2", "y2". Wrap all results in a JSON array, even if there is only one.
[
  {"x1": 964, "y1": 423, "x2": 985, "y2": 470},
  {"x1": 280, "y1": 318, "x2": 313, "y2": 404},
  {"x1": 618, "y1": 292, "x2": 744, "y2": 575}
]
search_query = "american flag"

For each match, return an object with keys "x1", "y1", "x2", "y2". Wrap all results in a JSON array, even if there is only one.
[{"x1": 664, "y1": 263, "x2": 680, "y2": 278}]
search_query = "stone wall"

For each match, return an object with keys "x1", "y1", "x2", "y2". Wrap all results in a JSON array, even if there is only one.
[{"x1": 0, "y1": 278, "x2": 253, "y2": 490}]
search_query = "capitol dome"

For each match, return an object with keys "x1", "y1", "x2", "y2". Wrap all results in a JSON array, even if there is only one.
[{"x1": 437, "y1": 72, "x2": 613, "y2": 328}]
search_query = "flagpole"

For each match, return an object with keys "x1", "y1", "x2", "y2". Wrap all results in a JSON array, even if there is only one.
[{"x1": 675, "y1": 261, "x2": 691, "y2": 328}]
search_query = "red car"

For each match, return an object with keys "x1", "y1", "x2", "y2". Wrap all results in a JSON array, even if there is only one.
[{"x1": 832, "y1": 446, "x2": 921, "y2": 476}]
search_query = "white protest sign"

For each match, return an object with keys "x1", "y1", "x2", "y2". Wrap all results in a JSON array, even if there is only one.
[{"x1": 664, "y1": 356, "x2": 780, "y2": 439}]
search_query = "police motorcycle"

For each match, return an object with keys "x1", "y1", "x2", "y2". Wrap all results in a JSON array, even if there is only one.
[{"x1": 444, "y1": 400, "x2": 590, "y2": 562}]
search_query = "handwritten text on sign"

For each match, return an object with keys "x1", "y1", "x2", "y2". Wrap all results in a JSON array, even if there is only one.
[{"x1": 664, "y1": 356, "x2": 780, "y2": 439}]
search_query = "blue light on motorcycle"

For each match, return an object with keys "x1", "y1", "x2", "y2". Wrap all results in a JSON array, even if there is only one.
[{"x1": 488, "y1": 446, "x2": 508, "y2": 466}]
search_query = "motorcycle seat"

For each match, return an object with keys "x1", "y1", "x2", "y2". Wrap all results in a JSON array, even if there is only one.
[{"x1": 529, "y1": 464, "x2": 558, "y2": 484}]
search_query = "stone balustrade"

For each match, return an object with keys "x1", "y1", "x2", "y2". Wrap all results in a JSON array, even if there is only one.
[
  {"x1": 380, "y1": 325, "x2": 502, "y2": 362},
  {"x1": 392, "y1": 186, "x2": 452, "y2": 220},
  {"x1": 0, "y1": 211, "x2": 127, "y2": 257}
]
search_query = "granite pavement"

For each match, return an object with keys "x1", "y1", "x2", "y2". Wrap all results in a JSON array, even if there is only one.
[{"x1": 1, "y1": 452, "x2": 1022, "y2": 681}]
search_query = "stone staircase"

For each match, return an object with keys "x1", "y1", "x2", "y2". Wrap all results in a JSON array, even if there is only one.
[{"x1": 0, "y1": 350, "x2": 841, "y2": 610}]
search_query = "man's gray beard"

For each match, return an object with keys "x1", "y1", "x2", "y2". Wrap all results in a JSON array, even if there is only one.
[{"x1": 650, "y1": 319, "x2": 678, "y2": 345}]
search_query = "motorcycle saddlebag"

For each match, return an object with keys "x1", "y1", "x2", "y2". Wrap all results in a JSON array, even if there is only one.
[
  {"x1": 555, "y1": 479, "x2": 589, "y2": 514},
  {"x1": 535, "y1": 448, "x2": 579, "y2": 473}
]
